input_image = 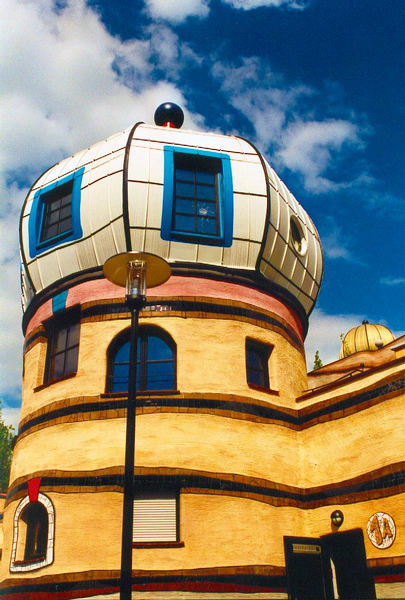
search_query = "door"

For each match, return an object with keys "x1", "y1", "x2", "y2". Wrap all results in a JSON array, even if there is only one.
[
  {"x1": 322, "y1": 529, "x2": 376, "y2": 599},
  {"x1": 284, "y1": 530, "x2": 376, "y2": 600},
  {"x1": 284, "y1": 537, "x2": 326, "y2": 600}
]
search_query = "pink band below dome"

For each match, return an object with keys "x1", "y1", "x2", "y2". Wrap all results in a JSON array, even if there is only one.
[{"x1": 25, "y1": 276, "x2": 303, "y2": 343}]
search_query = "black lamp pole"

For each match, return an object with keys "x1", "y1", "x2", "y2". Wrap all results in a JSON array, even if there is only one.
[
  {"x1": 102, "y1": 252, "x2": 171, "y2": 600},
  {"x1": 120, "y1": 294, "x2": 145, "y2": 600}
]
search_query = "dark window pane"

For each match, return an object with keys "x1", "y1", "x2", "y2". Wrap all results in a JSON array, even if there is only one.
[
  {"x1": 46, "y1": 316, "x2": 80, "y2": 383},
  {"x1": 54, "y1": 328, "x2": 68, "y2": 353},
  {"x1": 147, "y1": 336, "x2": 173, "y2": 361},
  {"x1": 48, "y1": 211, "x2": 59, "y2": 225},
  {"x1": 198, "y1": 217, "x2": 217, "y2": 235},
  {"x1": 67, "y1": 322, "x2": 80, "y2": 347},
  {"x1": 196, "y1": 171, "x2": 215, "y2": 185},
  {"x1": 175, "y1": 214, "x2": 195, "y2": 232},
  {"x1": 196, "y1": 184, "x2": 215, "y2": 200},
  {"x1": 175, "y1": 198, "x2": 195, "y2": 215},
  {"x1": 109, "y1": 329, "x2": 175, "y2": 393},
  {"x1": 172, "y1": 155, "x2": 221, "y2": 241},
  {"x1": 52, "y1": 353, "x2": 65, "y2": 379},
  {"x1": 147, "y1": 361, "x2": 174, "y2": 390},
  {"x1": 175, "y1": 182, "x2": 195, "y2": 197},
  {"x1": 115, "y1": 341, "x2": 130, "y2": 362},
  {"x1": 175, "y1": 169, "x2": 194, "y2": 182},
  {"x1": 60, "y1": 205, "x2": 71, "y2": 220},
  {"x1": 40, "y1": 183, "x2": 73, "y2": 243},
  {"x1": 23, "y1": 503, "x2": 48, "y2": 561},
  {"x1": 246, "y1": 342, "x2": 271, "y2": 389},
  {"x1": 64, "y1": 347, "x2": 78, "y2": 375},
  {"x1": 45, "y1": 223, "x2": 59, "y2": 240}
]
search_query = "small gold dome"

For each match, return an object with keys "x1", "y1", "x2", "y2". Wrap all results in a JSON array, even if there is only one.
[{"x1": 340, "y1": 320, "x2": 395, "y2": 358}]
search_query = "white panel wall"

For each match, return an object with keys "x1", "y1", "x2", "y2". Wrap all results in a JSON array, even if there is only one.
[{"x1": 20, "y1": 122, "x2": 323, "y2": 316}]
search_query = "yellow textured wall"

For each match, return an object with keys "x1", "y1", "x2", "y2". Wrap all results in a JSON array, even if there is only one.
[
  {"x1": 3, "y1": 488, "x2": 402, "y2": 579},
  {"x1": 10, "y1": 414, "x2": 299, "y2": 485},
  {"x1": 21, "y1": 315, "x2": 307, "y2": 422},
  {"x1": 300, "y1": 394, "x2": 405, "y2": 487}
]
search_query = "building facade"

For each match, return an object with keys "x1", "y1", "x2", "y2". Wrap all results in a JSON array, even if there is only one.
[{"x1": 0, "y1": 106, "x2": 403, "y2": 599}]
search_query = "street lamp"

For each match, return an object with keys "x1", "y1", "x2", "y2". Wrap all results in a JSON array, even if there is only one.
[{"x1": 103, "y1": 252, "x2": 171, "y2": 600}]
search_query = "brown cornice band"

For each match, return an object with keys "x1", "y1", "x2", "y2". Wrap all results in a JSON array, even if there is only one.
[
  {"x1": 24, "y1": 297, "x2": 304, "y2": 351},
  {"x1": 16, "y1": 373, "x2": 405, "y2": 440},
  {"x1": 5, "y1": 462, "x2": 404, "y2": 510}
]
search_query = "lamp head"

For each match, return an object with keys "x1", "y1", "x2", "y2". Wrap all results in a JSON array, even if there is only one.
[{"x1": 331, "y1": 509, "x2": 344, "y2": 528}]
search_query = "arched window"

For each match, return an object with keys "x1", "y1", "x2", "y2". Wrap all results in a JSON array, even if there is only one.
[
  {"x1": 107, "y1": 326, "x2": 176, "y2": 393},
  {"x1": 22, "y1": 502, "x2": 48, "y2": 561},
  {"x1": 10, "y1": 493, "x2": 55, "y2": 572}
]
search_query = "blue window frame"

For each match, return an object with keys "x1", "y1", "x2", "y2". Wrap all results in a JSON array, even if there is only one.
[
  {"x1": 161, "y1": 147, "x2": 233, "y2": 246},
  {"x1": 28, "y1": 167, "x2": 84, "y2": 257},
  {"x1": 107, "y1": 326, "x2": 176, "y2": 393}
]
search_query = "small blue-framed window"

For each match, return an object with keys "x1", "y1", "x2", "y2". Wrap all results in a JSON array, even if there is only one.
[
  {"x1": 28, "y1": 167, "x2": 84, "y2": 257},
  {"x1": 161, "y1": 147, "x2": 233, "y2": 247}
]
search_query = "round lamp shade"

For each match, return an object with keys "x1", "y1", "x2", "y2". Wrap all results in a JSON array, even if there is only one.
[{"x1": 103, "y1": 252, "x2": 171, "y2": 289}]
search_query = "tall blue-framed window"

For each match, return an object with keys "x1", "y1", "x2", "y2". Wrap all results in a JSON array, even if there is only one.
[
  {"x1": 161, "y1": 147, "x2": 233, "y2": 246},
  {"x1": 28, "y1": 167, "x2": 84, "y2": 258},
  {"x1": 107, "y1": 326, "x2": 176, "y2": 393}
]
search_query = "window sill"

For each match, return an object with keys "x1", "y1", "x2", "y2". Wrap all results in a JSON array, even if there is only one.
[
  {"x1": 132, "y1": 541, "x2": 184, "y2": 549},
  {"x1": 248, "y1": 383, "x2": 279, "y2": 396},
  {"x1": 34, "y1": 372, "x2": 77, "y2": 392},
  {"x1": 13, "y1": 557, "x2": 46, "y2": 566},
  {"x1": 101, "y1": 390, "x2": 180, "y2": 398}
]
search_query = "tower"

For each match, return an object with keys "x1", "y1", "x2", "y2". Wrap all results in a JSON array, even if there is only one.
[{"x1": 1, "y1": 104, "x2": 403, "y2": 599}]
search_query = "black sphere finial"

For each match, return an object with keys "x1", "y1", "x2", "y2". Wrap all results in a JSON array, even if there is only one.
[{"x1": 154, "y1": 102, "x2": 184, "y2": 129}]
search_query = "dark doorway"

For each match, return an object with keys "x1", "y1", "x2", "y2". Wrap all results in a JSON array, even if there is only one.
[
  {"x1": 284, "y1": 530, "x2": 376, "y2": 600},
  {"x1": 322, "y1": 529, "x2": 376, "y2": 599}
]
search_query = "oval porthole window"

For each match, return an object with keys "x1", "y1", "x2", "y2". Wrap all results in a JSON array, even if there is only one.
[{"x1": 290, "y1": 216, "x2": 307, "y2": 256}]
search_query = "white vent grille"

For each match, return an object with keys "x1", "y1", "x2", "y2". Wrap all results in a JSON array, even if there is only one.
[{"x1": 133, "y1": 494, "x2": 177, "y2": 542}]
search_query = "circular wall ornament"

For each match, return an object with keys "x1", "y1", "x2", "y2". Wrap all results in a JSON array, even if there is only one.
[{"x1": 367, "y1": 512, "x2": 396, "y2": 549}]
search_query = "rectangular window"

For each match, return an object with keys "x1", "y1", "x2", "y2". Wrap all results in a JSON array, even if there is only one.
[
  {"x1": 45, "y1": 314, "x2": 80, "y2": 383},
  {"x1": 40, "y1": 182, "x2": 73, "y2": 243},
  {"x1": 28, "y1": 167, "x2": 84, "y2": 258},
  {"x1": 246, "y1": 339, "x2": 272, "y2": 390},
  {"x1": 133, "y1": 492, "x2": 178, "y2": 542},
  {"x1": 173, "y1": 154, "x2": 220, "y2": 237},
  {"x1": 161, "y1": 147, "x2": 233, "y2": 246}
]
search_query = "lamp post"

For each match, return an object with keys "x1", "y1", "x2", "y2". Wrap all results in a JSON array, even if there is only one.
[{"x1": 103, "y1": 252, "x2": 171, "y2": 600}]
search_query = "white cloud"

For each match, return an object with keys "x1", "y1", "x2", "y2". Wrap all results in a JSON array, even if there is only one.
[
  {"x1": 277, "y1": 119, "x2": 362, "y2": 193},
  {"x1": 305, "y1": 308, "x2": 363, "y2": 369},
  {"x1": 0, "y1": 404, "x2": 20, "y2": 432},
  {"x1": 212, "y1": 57, "x2": 366, "y2": 193},
  {"x1": 144, "y1": 0, "x2": 210, "y2": 23},
  {"x1": 212, "y1": 57, "x2": 313, "y2": 147},
  {"x1": 380, "y1": 276, "x2": 405, "y2": 286},
  {"x1": 222, "y1": 0, "x2": 309, "y2": 9},
  {"x1": 0, "y1": 0, "x2": 205, "y2": 415},
  {"x1": 320, "y1": 217, "x2": 353, "y2": 261}
]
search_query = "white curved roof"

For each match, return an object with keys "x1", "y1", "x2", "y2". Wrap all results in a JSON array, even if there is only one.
[{"x1": 20, "y1": 123, "x2": 323, "y2": 316}]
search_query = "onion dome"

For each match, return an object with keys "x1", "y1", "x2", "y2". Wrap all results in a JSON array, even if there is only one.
[
  {"x1": 19, "y1": 105, "x2": 323, "y2": 327},
  {"x1": 340, "y1": 320, "x2": 395, "y2": 358}
]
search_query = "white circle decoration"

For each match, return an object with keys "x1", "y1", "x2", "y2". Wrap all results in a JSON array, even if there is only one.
[{"x1": 367, "y1": 512, "x2": 396, "y2": 549}]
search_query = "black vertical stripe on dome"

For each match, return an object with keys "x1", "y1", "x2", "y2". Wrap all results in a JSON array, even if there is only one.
[
  {"x1": 234, "y1": 135, "x2": 271, "y2": 276},
  {"x1": 123, "y1": 122, "x2": 144, "y2": 251}
]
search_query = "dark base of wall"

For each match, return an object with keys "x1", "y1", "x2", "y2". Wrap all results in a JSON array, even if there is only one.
[
  {"x1": 1, "y1": 566, "x2": 403, "y2": 600},
  {"x1": 0, "y1": 576, "x2": 285, "y2": 600}
]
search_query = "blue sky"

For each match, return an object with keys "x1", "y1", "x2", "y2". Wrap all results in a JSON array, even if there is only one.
[{"x1": 0, "y1": 0, "x2": 404, "y2": 428}]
